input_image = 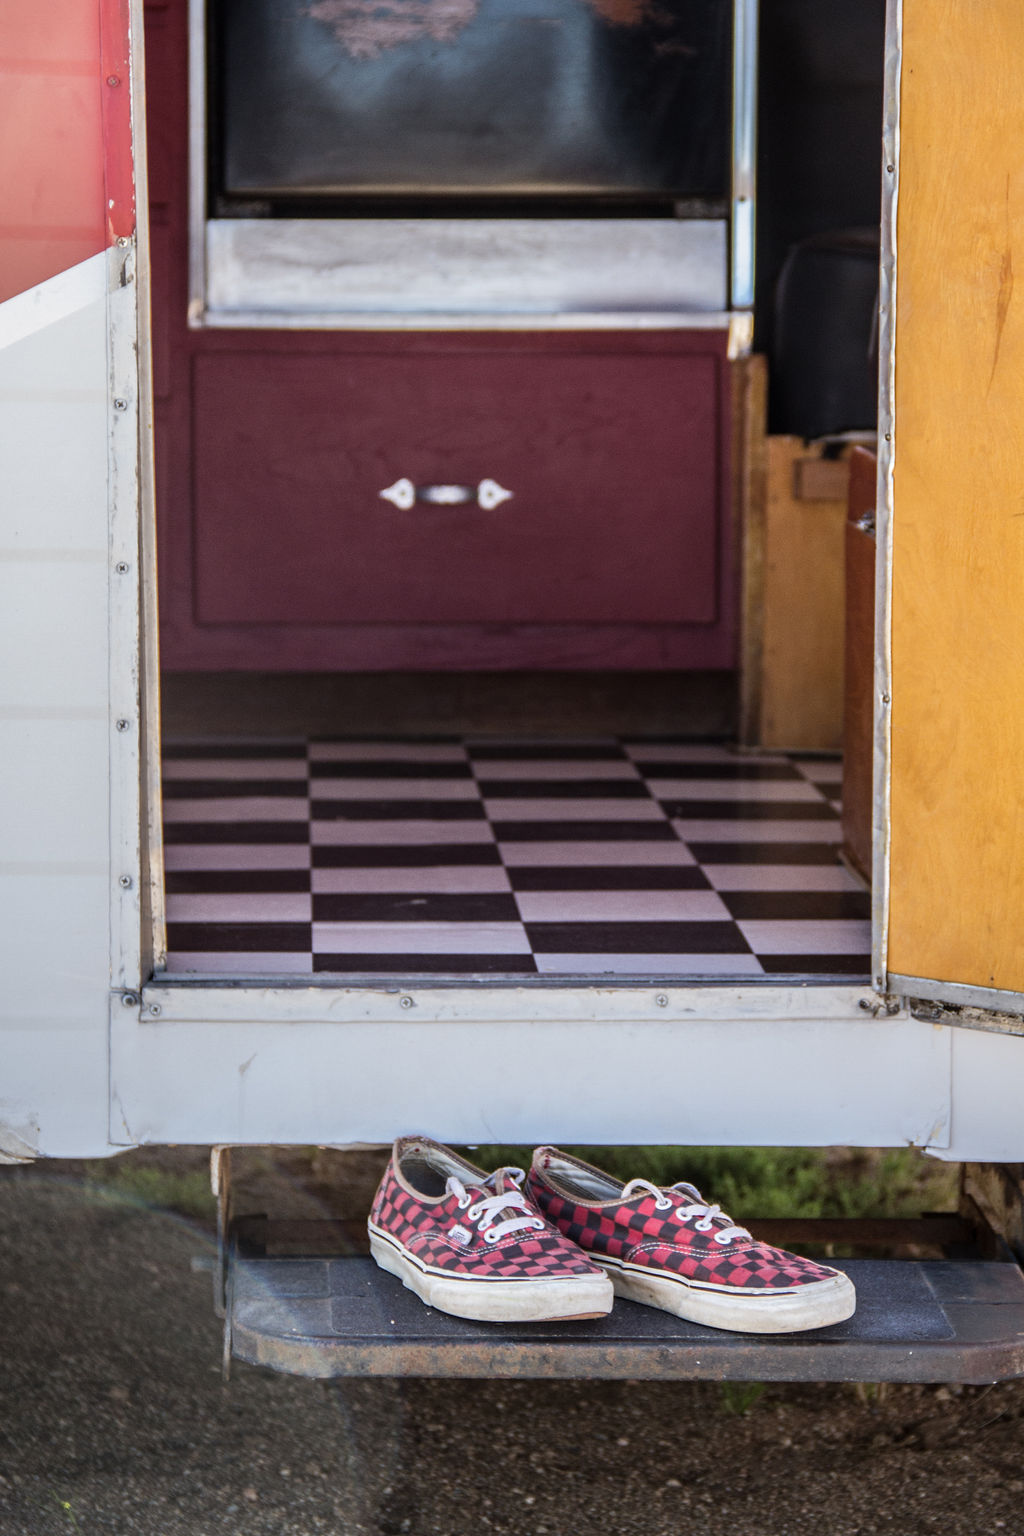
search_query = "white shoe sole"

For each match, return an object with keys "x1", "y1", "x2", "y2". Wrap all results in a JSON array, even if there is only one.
[
  {"x1": 597, "y1": 1255, "x2": 856, "y2": 1334},
  {"x1": 369, "y1": 1226, "x2": 614, "y2": 1323}
]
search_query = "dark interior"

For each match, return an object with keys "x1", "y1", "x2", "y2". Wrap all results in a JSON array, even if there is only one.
[{"x1": 212, "y1": 0, "x2": 731, "y2": 215}]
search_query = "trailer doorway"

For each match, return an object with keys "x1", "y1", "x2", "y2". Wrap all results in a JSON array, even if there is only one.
[{"x1": 144, "y1": 0, "x2": 884, "y2": 992}]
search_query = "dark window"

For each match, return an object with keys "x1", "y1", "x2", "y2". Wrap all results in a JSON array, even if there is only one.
[{"x1": 212, "y1": 0, "x2": 732, "y2": 217}]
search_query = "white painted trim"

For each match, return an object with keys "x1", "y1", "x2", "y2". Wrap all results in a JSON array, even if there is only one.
[
  {"x1": 106, "y1": 241, "x2": 143, "y2": 994},
  {"x1": 111, "y1": 987, "x2": 953, "y2": 1150},
  {"x1": 0, "y1": 252, "x2": 108, "y2": 353}
]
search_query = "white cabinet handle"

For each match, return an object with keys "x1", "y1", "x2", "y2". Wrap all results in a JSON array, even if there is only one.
[{"x1": 379, "y1": 478, "x2": 513, "y2": 511}]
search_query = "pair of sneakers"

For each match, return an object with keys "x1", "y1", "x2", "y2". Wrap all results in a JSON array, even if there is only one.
[{"x1": 368, "y1": 1136, "x2": 856, "y2": 1334}]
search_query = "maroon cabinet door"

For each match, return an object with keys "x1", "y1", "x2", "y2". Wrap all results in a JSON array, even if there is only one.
[
  {"x1": 160, "y1": 331, "x2": 734, "y2": 671},
  {"x1": 193, "y1": 343, "x2": 722, "y2": 629}
]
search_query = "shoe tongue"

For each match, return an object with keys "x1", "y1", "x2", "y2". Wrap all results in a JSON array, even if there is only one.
[
  {"x1": 671, "y1": 1181, "x2": 704, "y2": 1203},
  {"x1": 488, "y1": 1167, "x2": 525, "y2": 1198}
]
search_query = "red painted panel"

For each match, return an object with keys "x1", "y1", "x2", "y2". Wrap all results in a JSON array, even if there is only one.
[
  {"x1": 0, "y1": 2, "x2": 105, "y2": 301},
  {"x1": 99, "y1": 0, "x2": 135, "y2": 241},
  {"x1": 0, "y1": 0, "x2": 134, "y2": 301},
  {"x1": 192, "y1": 347, "x2": 721, "y2": 628}
]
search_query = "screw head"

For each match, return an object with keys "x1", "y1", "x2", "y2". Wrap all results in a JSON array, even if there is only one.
[
  {"x1": 121, "y1": 992, "x2": 139, "y2": 1008},
  {"x1": 116, "y1": 718, "x2": 131, "y2": 732},
  {"x1": 119, "y1": 874, "x2": 133, "y2": 889},
  {"x1": 148, "y1": 1004, "x2": 161, "y2": 1018},
  {"x1": 655, "y1": 994, "x2": 669, "y2": 1007},
  {"x1": 400, "y1": 996, "x2": 414, "y2": 1009},
  {"x1": 115, "y1": 561, "x2": 130, "y2": 575},
  {"x1": 113, "y1": 398, "x2": 128, "y2": 411},
  {"x1": 107, "y1": 75, "x2": 121, "y2": 86},
  {"x1": 117, "y1": 236, "x2": 130, "y2": 248}
]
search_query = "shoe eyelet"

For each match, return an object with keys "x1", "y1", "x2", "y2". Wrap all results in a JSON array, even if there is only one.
[
  {"x1": 457, "y1": 1194, "x2": 471, "y2": 1210},
  {"x1": 713, "y1": 1232, "x2": 733, "y2": 1246},
  {"x1": 467, "y1": 1203, "x2": 483, "y2": 1221},
  {"x1": 484, "y1": 1230, "x2": 500, "y2": 1244},
  {"x1": 695, "y1": 1218, "x2": 713, "y2": 1233},
  {"x1": 673, "y1": 1206, "x2": 688, "y2": 1221},
  {"x1": 533, "y1": 1219, "x2": 545, "y2": 1231},
  {"x1": 655, "y1": 1198, "x2": 672, "y2": 1211}
]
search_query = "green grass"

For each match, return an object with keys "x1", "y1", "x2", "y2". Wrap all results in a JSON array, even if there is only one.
[
  {"x1": 719, "y1": 1381, "x2": 768, "y2": 1416},
  {"x1": 81, "y1": 1159, "x2": 216, "y2": 1223},
  {"x1": 74, "y1": 1143, "x2": 960, "y2": 1230},
  {"x1": 467, "y1": 1145, "x2": 959, "y2": 1222}
]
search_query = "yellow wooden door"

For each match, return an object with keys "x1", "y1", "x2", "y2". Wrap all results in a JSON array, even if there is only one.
[{"x1": 883, "y1": 0, "x2": 1024, "y2": 1012}]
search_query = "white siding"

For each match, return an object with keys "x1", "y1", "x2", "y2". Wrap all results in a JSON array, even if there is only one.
[
  {"x1": 111, "y1": 985, "x2": 954, "y2": 1152},
  {"x1": 0, "y1": 256, "x2": 123, "y2": 1158}
]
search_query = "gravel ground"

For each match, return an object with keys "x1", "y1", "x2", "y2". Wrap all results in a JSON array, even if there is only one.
[{"x1": 1, "y1": 1173, "x2": 1023, "y2": 1536}]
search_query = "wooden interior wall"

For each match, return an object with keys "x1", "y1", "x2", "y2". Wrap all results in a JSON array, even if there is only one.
[{"x1": 888, "y1": 0, "x2": 1024, "y2": 993}]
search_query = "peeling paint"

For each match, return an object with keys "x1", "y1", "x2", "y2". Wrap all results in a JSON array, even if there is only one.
[
  {"x1": 585, "y1": 0, "x2": 663, "y2": 25},
  {"x1": 306, "y1": 0, "x2": 663, "y2": 60},
  {"x1": 306, "y1": 0, "x2": 480, "y2": 60},
  {"x1": 0, "y1": 1117, "x2": 39, "y2": 1165}
]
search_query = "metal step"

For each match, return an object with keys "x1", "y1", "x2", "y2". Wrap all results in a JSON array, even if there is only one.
[{"x1": 227, "y1": 1251, "x2": 1024, "y2": 1384}]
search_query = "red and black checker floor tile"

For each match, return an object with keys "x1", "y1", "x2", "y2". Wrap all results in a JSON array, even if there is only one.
[{"x1": 160, "y1": 738, "x2": 870, "y2": 980}]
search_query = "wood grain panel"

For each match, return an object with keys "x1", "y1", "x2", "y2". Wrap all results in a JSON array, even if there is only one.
[
  {"x1": 755, "y1": 438, "x2": 847, "y2": 751},
  {"x1": 842, "y1": 448, "x2": 876, "y2": 884},
  {"x1": 888, "y1": 0, "x2": 1024, "y2": 991}
]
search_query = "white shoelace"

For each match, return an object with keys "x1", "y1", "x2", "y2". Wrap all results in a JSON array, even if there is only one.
[
  {"x1": 446, "y1": 1169, "x2": 545, "y2": 1244},
  {"x1": 620, "y1": 1177, "x2": 752, "y2": 1246}
]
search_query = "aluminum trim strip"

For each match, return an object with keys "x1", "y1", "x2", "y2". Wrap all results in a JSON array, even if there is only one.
[
  {"x1": 889, "y1": 974, "x2": 1024, "y2": 1029},
  {"x1": 873, "y1": 0, "x2": 902, "y2": 993},
  {"x1": 187, "y1": 0, "x2": 207, "y2": 325},
  {"x1": 198, "y1": 308, "x2": 739, "y2": 333},
  {"x1": 139, "y1": 982, "x2": 883, "y2": 1024},
  {"x1": 202, "y1": 218, "x2": 728, "y2": 321}
]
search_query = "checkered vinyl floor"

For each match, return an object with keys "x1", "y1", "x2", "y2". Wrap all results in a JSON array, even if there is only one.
[{"x1": 160, "y1": 739, "x2": 871, "y2": 980}]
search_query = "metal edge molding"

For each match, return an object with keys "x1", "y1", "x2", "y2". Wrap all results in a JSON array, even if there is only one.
[
  {"x1": 889, "y1": 975, "x2": 1024, "y2": 1032},
  {"x1": 873, "y1": 0, "x2": 903, "y2": 994},
  {"x1": 730, "y1": 0, "x2": 758, "y2": 312},
  {"x1": 197, "y1": 308, "x2": 739, "y2": 332}
]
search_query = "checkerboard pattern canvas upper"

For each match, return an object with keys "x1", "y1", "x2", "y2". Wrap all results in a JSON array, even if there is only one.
[
  {"x1": 526, "y1": 1157, "x2": 841, "y2": 1293},
  {"x1": 369, "y1": 1152, "x2": 604, "y2": 1281},
  {"x1": 161, "y1": 737, "x2": 870, "y2": 979}
]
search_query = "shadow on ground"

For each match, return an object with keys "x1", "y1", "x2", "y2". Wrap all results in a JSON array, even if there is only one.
[{"x1": 0, "y1": 1171, "x2": 1021, "y2": 1536}]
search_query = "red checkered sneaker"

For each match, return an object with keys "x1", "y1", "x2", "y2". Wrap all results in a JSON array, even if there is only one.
[
  {"x1": 527, "y1": 1147, "x2": 856, "y2": 1334},
  {"x1": 368, "y1": 1136, "x2": 614, "y2": 1323}
]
